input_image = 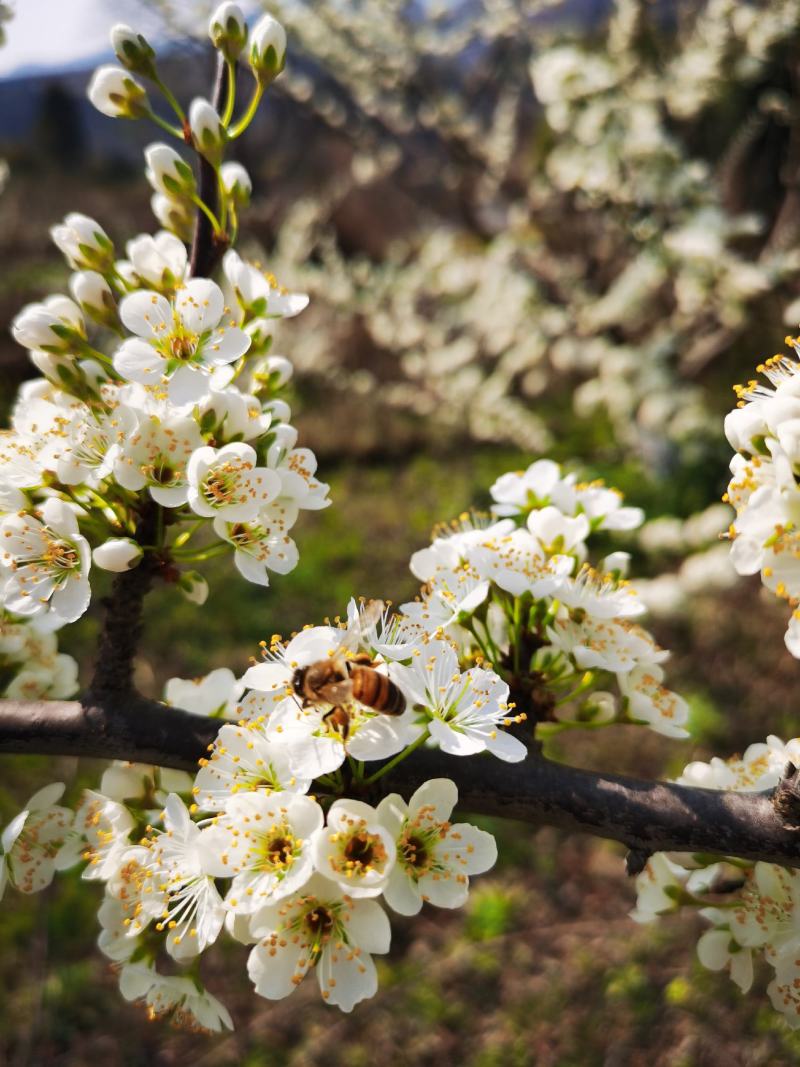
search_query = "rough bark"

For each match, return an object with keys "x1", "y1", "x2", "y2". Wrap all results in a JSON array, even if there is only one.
[{"x1": 1, "y1": 694, "x2": 799, "y2": 868}]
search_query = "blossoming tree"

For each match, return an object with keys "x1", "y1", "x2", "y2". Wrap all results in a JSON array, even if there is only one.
[{"x1": 5, "y1": 4, "x2": 800, "y2": 1034}]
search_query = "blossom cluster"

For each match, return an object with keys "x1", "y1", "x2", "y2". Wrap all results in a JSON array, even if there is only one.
[
  {"x1": 7, "y1": 0, "x2": 800, "y2": 1041},
  {"x1": 724, "y1": 336, "x2": 800, "y2": 658},
  {"x1": 0, "y1": 451, "x2": 689, "y2": 1028},
  {"x1": 0, "y1": 592, "x2": 506, "y2": 1025},
  {"x1": 631, "y1": 734, "x2": 800, "y2": 1028},
  {"x1": 0, "y1": 9, "x2": 328, "y2": 644},
  {"x1": 402, "y1": 458, "x2": 689, "y2": 739}
]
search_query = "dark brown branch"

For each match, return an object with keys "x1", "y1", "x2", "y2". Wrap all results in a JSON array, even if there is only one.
[
  {"x1": 188, "y1": 52, "x2": 230, "y2": 278},
  {"x1": 2, "y1": 695, "x2": 800, "y2": 869},
  {"x1": 87, "y1": 501, "x2": 161, "y2": 698}
]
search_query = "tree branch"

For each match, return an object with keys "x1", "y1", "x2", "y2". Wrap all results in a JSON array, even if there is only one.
[
  {"x1": 188, "y1": 51, "x2": 230, "y2": 278},
  {"x1": 1, "y1": 694, "x2": 799, "y2": 868},
  {"x1": 87, "y1": 501, "x2": 160, "y2": 698}
]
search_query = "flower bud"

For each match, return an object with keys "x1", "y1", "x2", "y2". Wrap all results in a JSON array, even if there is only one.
[
  {"x1": 144, "y1": 143, "x2": 196, "y2": 198},
  {"x1": 69, "y1": 270, "x2": 119, "y2": 329},
  {"x1": 220, "y1": 161, "x2": 251, "y2": 206},
  {"x1": 209, "y1": 2, "x2": 247, "y2": 62},
  {"x1": 189, "y1": 97, "x2": 226, "y2": 164},
  {"x1": 150, "y1": 193, "x2": 195, "y2": 243},
  {"x1": 249, "y1": 13, "x2": 286, "y2": 86},
  {"x1": 601, "y1": 551, "x2": 631, "y2": 578},
  {"x1": 100, "y1": 761, "x2": 150, "y2": 800},
  {"x1": 244, "y1": 317, "x2": 272, "y2": 353},
  {"x1": 12, "y1": 295, "x2": 85, "y2": 353},
  {"x1": 262, "y1": 398, "x2": 292, "y2": 424},
  {"x1": 177, "y1": 570, "x2": 209, "y2": 605},
  {"x1": 126, "y1": 231, "x2": 187, "y2": 291},
  {"x1": 50, "y1": 212, "x2": 115, "y2": 272},
  {"x1": 252, "y1": 354, "x2": 293, "y2": 390},
  {"x1": 110, "y1": 24, "x2": 157, "y2": 78},
  {"x1": 92, "y1": 538, "x2": 144, "y2": 572},
  {"x1": 88, "y1": 65, "x2": 149, "y2": 119}
]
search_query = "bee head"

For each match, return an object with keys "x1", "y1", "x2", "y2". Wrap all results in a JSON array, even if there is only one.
[{"x1": 292, "y1": 665, "x2": 308, "y2": 695}]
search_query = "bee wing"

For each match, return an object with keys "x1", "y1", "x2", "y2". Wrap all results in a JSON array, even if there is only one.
[
  {"x1": 324, "y1": 678, "x2": 354, "y2": 704},
  {"x1": 341, "y1": 599, "x2": 385, "y2": 654}
]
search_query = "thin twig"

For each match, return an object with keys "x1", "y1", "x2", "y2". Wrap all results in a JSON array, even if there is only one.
[{"x1": 188, "y1": 51, "x2": 230, "y2": 278}]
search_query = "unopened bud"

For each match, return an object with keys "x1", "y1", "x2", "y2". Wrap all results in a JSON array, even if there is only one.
[
  {"x1": 244, "y1": 317, "x2": 272, "y2": 353},
  {"x1": 249, "y1": 13, "x2": 286, "y2": 86},
  {"x1": 601, "y1": 551, "x2": 631, "y2": 578},
  {"x1": 50, "y1": 212, "x2": 115, "y2": 272},
  {"x1": 189, "y1": 97, "x2": 226, "y2": 164},
  {"x1": 209, "y1": 2, "x2": 248, "y2": 62},
  {"x1": 252, "y1": 354, "x2": 293, "y2": 390},
  {"x1": 88, "y1": 65, "x2": 149, "y2": 119},
  {"x1": 178, "y1": 570, "x2": 209, "y2": 605},
  {"x1": 150, "y1": 193, "x2": 194, "y2": 243},
  {"x1": 220, "y1": 161, "x2": 251, "y2": 206},
  {"x1": 12, "y1": 295, "x2": 85, "y2": 353},
  {"x1": 92, "y1": 538, "x2": 144, "y2": 572},
  {"x1": 110, "y1": 24, "x2": 157, "y2": 79},
  {"x1": 69, "y1": 270, "x2": 119, "y2": 329},
  {"x1": 144, "y1": 142, "x2": 196, "y2": 198}
]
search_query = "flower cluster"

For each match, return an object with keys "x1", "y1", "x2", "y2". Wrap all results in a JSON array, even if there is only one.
[
  {"x1": 402, "y1": 459, "x2": 688, "y2": 739},
  {"x1": 10, "y1": 0, "x2": 800, "y2": 1040},
  {"x1": 630, "y1": 734, "x2": 800, "y2": 1028},
  {"x1": 0, "y1": 8, "x2": 328, "y2": 643},
  {"x1": 0, "y1": 449, "x2": 686, "y2": 1028},
  {"x1": 724, "y1": 336, "x2": 800, "y2": 658}
]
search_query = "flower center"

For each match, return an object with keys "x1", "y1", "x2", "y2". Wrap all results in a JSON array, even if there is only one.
[
  {"x1": 146, "y1": 457, "x2": 178, "y2": 485},
  {"x1": 400, "y1": 834, "x2": 429, "y2": 870},
  {"x1": 344, "y1": 834, "x2": 374, "y2": 866},
  {"x1": 44, "y1": 537, "x2": 78, "y2": 572},
  {"x1": 169, "y1": 333, "x2": 197, "y2": 362},
  {"x1": 305, "y1": 905, "x2": 334, "y2": 936},
  {"x1": 267, "y1": 835, "x2": 294, "y2": 865}
]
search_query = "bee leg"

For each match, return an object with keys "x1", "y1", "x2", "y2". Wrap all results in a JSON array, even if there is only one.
[{"x1": 323, "y1": 706, "x2": 350, "y2": 742}]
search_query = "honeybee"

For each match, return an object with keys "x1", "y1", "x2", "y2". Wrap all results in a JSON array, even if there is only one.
[{"x1": 291, "y1": 601, "x2": 406, "y2": 740}]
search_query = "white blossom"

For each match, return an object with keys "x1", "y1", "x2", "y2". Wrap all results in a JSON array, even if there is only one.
[
  {"x1": 0, "y1": 783, "x2": 72, "y2": 899},
  {"x1": 193, "y1": 721, "x2": 311, "y2": 811},
  {"x1": 377, "y1": 779, "x2": 497, "y2": 915},
  {"x1": 202, "y1": 791, "x2": 322, "y2": 911},
  {"x1": 0, "y1": 498, "x2": 91, "y2": 625},
  {"x1": 187, "y1": 442, "x2": 280, "y2": 521},
  {"x1": 312, "y1": 799, "x2": 396, "y2": 899},
  {"x1": 247, "y1": 873, "x2": 390, "y2": 1012},
  {"x1": 390, "y1": 640, "x2": 527, "y2": 762},
  {"x1": 114, "y1": 279, "x2": 250, "y2": 404}
]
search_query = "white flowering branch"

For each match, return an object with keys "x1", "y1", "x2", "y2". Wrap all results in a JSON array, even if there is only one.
[{"x1": 7, "y1": 4, "x2": 800, "y2": 1033}]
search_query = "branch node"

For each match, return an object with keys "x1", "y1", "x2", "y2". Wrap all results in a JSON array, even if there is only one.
[
  {"x1": 625, "y1": 848, "x2": 651, "y2": 877},
  {"x1": 773, "y1": 762, "x2": 800, "y2": 830}
]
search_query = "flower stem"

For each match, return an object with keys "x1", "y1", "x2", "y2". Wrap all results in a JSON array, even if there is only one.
[
  {"x1": 152, "y1": 74, "x2": 186, "y2": 125},
  {"x1": 363, "y1": 729, "x2": 429, "y2": 785},
  {"x1": 190, "y1": 194, "x2": 223, "y2": 236},
  {"x1": 229, "y1": 80, "x2": 263, "y2": 139},
  {"x1": 221, "y1": 59, "x2": 237, "y2": 127},
  {"x1": 145, "y1": 107, "x2": 184, "y2": 140}
]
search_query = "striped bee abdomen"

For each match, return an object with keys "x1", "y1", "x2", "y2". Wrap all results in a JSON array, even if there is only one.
[{"x1": 349, "y1": 665, "x2": 406, "y2": 715}]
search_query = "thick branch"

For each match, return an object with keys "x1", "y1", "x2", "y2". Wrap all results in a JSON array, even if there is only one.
[
  {"x1": 188, "y1": 52, "x2": 230, "y2": 278},
  {"x1": 1, "y1": 695, "x2": 799, "y2": 868},
  {"x1": 87, "y1": 502, "x2": 160, "y2": 697}
]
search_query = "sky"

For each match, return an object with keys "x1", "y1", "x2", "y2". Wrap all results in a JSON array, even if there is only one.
[
  {"x1": 0, "y1": 0, "x2": 171, "y2": 79},
  {"x1": 0, "y1": 0, "x2": 270, "y2": 80}
]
